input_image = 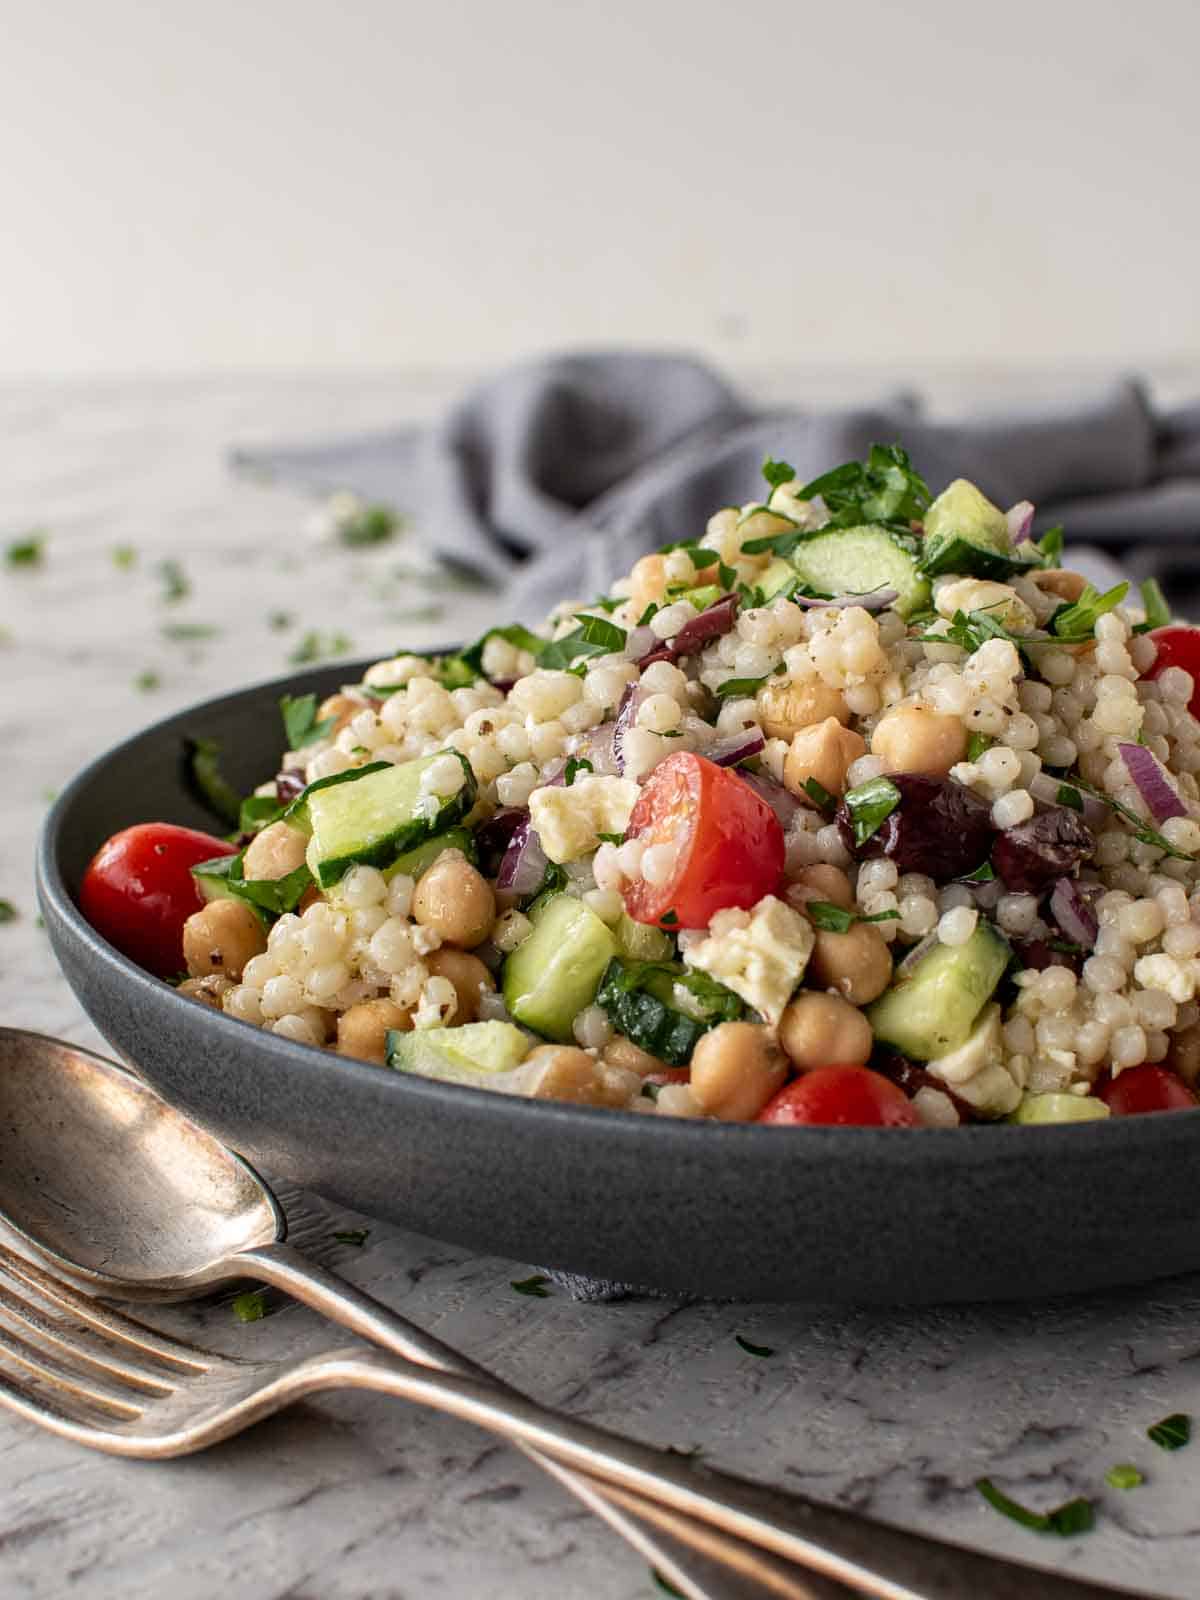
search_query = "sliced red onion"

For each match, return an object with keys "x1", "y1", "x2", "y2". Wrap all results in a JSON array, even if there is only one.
[
  {"x1": 791, "y1": 587, "x2": 898, "y2": 613},
  {"x1": 732, "y1": 770, "x2": 804, "y2": 828},
  {"x1": 1006, "y1": 500, "x2": 1036, "y2": 545},
  {"x1": 1029, "y1": 772, "x2": 1109, "y2": 829},
  {"x1": 578, "y1": 720, "x2": 620, "y2": 776},
  {"x1": 1117, "y1": 742, "x2": 1186, "y2": 824},
  {"x1": 275, "y1": 768, "x2": 307, "y2": 803},
  {"x1": 496, "y1": 816, "x2": 549, "y2": 897},
  {"x1": 637, "y1": 594, "x2": 740, "y2": 667},
  {"x1": 1050, "y1": 876, "x2": 1099, "y2": 950},
  {"x1": 708, "y1": 729, "x2": 766, "y2": 767},
  {"x1": 475, "y1": 806, "x2": 529, "y2": 877},
  {"x1": 896, "y1": 930, "x2": 939, "y2": 977},
  {"x1": 612, "y1": 681, "x2": 646, "y2": 774}
]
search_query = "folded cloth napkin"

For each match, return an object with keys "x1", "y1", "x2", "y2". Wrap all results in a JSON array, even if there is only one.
[{"x1": 236, "y1": 350, "x2": 1200, "y2": 618}]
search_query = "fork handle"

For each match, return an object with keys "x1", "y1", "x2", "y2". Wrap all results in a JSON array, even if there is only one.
[
  {"x1": 237, "y1": 1242, "x2": 851, "y2": 1600},
  {"x1": 238, "y1": 1243, "x2": 1131, "y2": 1600}
]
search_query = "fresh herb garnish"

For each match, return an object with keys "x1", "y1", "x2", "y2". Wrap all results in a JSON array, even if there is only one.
[
  {"x1": 333, "y1": 1228, "x2": 370, "y2": 1247},
  {"x1": 1049, "y1": 580, "x2": 1129, "y2": 643},
  {"x1": 231, "y1": 1289, "x2": 269, "y2": 1323},
  {"x1": 134, "y1": 669, "x2": 161, "y2": 692},
  {"x1": 1035, "y1": 524, "x2": 1064, "y2": 566},
  {"x1": 805, "y1": 901, "x2": 900, "y2": 934},
  {"x1": 714, "y1": 676, "x2": 769, "y2": 697},
  {"x1": 921, "y1": 606, "x2": 1029, "y2": 660},
  {"x1": 540, "y1": 615, "x2": 627, "y2": 670},
  {"x1": 183, "y1": 737, "x2": 243, "y2": 829},
  {"x1": 193, "y1": 851, "x2": 313, "y2": 918},
  {"x1": 238, "y1": 793, "x2": 285, "y2": 835},
  {"x1": 1148, "y1": 1413, "x2": 1191, "y2": 1451},
  {"x1": 802, "y1": 776, "x2": 836, "y2": 815},
  {"x1": 1057, "y1": 784, "x2": 1084, "y2": 813},
  {"x1": 975, "y1": 1479, "x2": 1095, "y2": 1537},
  {"x1": 289, "y1": 630, "x2": 353, "y2": 665},
  {"x1": 597, "y1": 831, "x2": 625, "y2": 846},
  {"x1": 960, "y1": 861, "x2": 996, "y2": 883},
  {"x1": 5, "y1": 531, "x2": 45, "y2": 568},
  {"x1": 161, "y1": 622, "x2": 220, "y2": 641},
  {"x1": 843, "y1": 776, "x2": 901, "y2": 846},
  {"x1": 268, "y1": 610, "x2": 293, "y2": 631},
  {"x1": 157, "y1": 558, "x2": 189, "y2": 603},
  {"x1": 966, "y1": 732, "x2": 994, "y2": 762},
  {"x1": 1065, "y1": 779, "x2": 1198, "y2": 861},
  {"x1": 112, "y1": 544, "x2": 137, "y2": 569},
  {"x1": 511, "y1": 1274, "x2": 551, "y2": 1298},
  {"x1": 0, "y1": 900, "x2": 16, "y2": 924},
  {"x1": 734, "y1": 1335, "x2": 775, "y2": 1357},
  {"x1": 589, "y1": 593, "x2": 625, "y2": 614},
  {"x1": 336, "y1": 501, "x2": 399, "y2": 546},
  {"x1": 745, "y1": 445, "x2": 929, "y2": 556},
  {"x1": 564, "y1": 757, "x2": 595, "y2": 786},
  {"x1": 1133, "y1": 578, "x2": 1171, "y2": 634},
  {"x1": 660, "y1": 910, "x2": 679, "y2": 927},
  {"x1": 1105, "y1": 1464, "x2": 1144, "y2": 1490},
  {"x1": 761, "y1": 456, "x2": 797, "y2": 492},
  {"x1": 280, "y1": 692, "x2": 337, "y2": 751}
]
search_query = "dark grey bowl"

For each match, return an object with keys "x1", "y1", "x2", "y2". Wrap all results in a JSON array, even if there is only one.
[{"x1": 36, "y1": 660, "x2": 1200, "y2": 1303}]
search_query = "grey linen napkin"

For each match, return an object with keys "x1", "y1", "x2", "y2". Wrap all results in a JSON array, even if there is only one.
[
  {"x1": 236, "y1": 350, "x2": 1200, "y2": 617},
  {"x1": 236, "y1": 353, "x2": 1200, "y2": 1300}
]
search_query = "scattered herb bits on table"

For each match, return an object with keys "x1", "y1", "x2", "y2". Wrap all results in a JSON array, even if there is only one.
[{"x1": 79, "y1": 449, "x2": 1200, "y2": 1126}]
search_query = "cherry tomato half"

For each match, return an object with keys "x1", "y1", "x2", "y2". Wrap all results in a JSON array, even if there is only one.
[
  {"x1": 1145, "y1": 626, "x2": 1200, "y2": 720},
  {"x1": 621, "y1": 753, "x2": 785, "y2": 929},
  {"x1": 758, "y1": 1065, "x2": 922, "y2": 1128},
  {"x1": 79, "y1": 823, "x2": 235, "y2": 978},
  {"x1": 1096, "y1": 1064, "x2": 1198, "y2": 1117}
]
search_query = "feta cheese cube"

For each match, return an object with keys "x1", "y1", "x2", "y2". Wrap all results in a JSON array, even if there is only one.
[
  {"x1": 528, "y1": 775, "x2": 641, "y2": 864},
  {"x1": 683, "y1": 895, "x2": 814, "y2": 1025}
]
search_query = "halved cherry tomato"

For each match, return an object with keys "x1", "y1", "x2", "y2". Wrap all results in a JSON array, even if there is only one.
[
  {"x1": 1096, "y1": 1064, "x2": 1198, "y2": 1116},
  {"x1": 758, "y1": 1065, "x2": 922, "y2": 1127},
  {"x1": 1145, "y1": 626, "x2": 1200, "y2": 719},
  {"x1": 621, "y1": 753, "x2": 785, "y2": 929},
  {"x1": 79, "y1": 823, "x2": 236, "y2": 977}
]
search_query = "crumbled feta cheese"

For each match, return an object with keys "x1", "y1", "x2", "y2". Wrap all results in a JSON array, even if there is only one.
[
  {"x1": 683, "y1": 895, "x2": 814, "y2": 1025},
  {"x1": 528, "y1": 775, "x2": 641, "y2": 864},
  {"x1": 925, "y1": 1004, "x2": 1021, "y2": 1116}
]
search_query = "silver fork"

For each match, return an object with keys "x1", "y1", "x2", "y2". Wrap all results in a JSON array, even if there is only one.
[{"x1": 0, "y1": 1240, "x2": 1145, "y2": 1600}]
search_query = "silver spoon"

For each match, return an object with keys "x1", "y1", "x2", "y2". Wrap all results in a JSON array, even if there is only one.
[{"x1": 0, "y1": 1027, "x2": 851, "y2": 1600}]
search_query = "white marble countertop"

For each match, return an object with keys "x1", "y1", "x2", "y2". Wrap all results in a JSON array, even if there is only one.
[{"x1": 4, "y1": 372, "x2": 1200, "y2": 1600}]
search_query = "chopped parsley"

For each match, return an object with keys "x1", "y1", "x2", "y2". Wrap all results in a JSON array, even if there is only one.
[
  {"x1": 1062, "y1": 779, "x2": 1198, "y2": 862},
  {"x1": 1133, "y1": 577, "x2": 1171, "y2": 634},
  {"x1": 231, "y1": 1289, "x2": 269, "y2": 1323},
  {"x1": 134, "y1": 669, "x2": 161, "y2": 692},
  {"x1": 714, "y1": 675, "x2": 769, "y2": 697},
  {"x1": 597, "y1": 831, "x2": 625, "y2": 846},
  {"x1": 0, "y1": 900, "x2": 16, "y2": 924},
  {"x1": 268, "y1": 610, "x2": 294, "y2": 631},
  {"x1": 805, "y1": 901, "x2": 900, "y2": 934},
  {"x1": 111, "y1": 544, "x2": 137, "y2": 569},
  {"x1": 161, "y1": 622, "x2": 220, "y2": 641},
  {"x1": 802, "y1": 776, "x2": 836, "y2": 815},
  {"x1": 734, "y1": 1335, "x2": 775, "y2": 1358},
  {"x1": 761, "y1": 456, "x2": 797, "y2": 492},
  {"x1": 540, "y1": 615, "x2": 627, "y2": 670},
  {"x1": 960, "y1": 861, "x2": 996, "y2": 884},
  {"x1": 1050, "y1": 581, "x2": 1130, "y2": 644},
  {"x1": 1105, "y1": 1464, "x2": 1144, "y2": 1490},
  {"x1": 289, "y1": 630, "x2": 353, "y2": 665},
  {"x1": 183, "y1": 736, "x2": 243, "y2": 829},
  {"x1": 1148, "y1": 1413, "x2": 1191, "y2": 1451},
  {"x1": 660, "y1": 910, "x2": 679, "y2": 927},
  {"x1": 842, "y1": 776, "x2": 901, "y2": 846},
  {"x1": 975, "y1": 1479, "x2": 1095, "y2": 1537},
  {"x1": 280, "y1": 691, "x2": 337, "y2": 750},
  {"x1": 157, "y1": 558, "x2": 190, "y2": 603},
  {"x1": 5, "y1": 531, "x2": 45, "y2": 568},
  {"x1": 336, "y1": 501, "x2": 399, "y2": 546},
  {"x1": 744, "y1": 444, "x2": 929, "y2": 556},
  {"x1": 333, "y1": 1228, "x2": 370, "y2": 1247},
  {"x1": 564, "y1": 757, "x2": 594, "y2": 786},
  {"x1": 510, "y1": 1274, "x2": 551, "y2": 1298},
  {"x1": 966, "y1": 732, "x2": 994, "y2": 762}
]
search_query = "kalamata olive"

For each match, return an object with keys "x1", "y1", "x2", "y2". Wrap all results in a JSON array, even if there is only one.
[
  {"x1": 872, "y1": 1050, "x2": 978, "y2": 1123},
  {"x1": 1013, "y1": 937, "x2": 1085, "y2": 975},
  {"x1": 836, "y1": 773, "x2": 994, "y2": 880},
  {"x1": 991, "y1": 807, "x2": 1094, "y2": 894}
]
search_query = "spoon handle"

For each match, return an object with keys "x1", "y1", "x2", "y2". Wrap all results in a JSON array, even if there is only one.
[{"x1": 237, "y1": 1241, "x2": 852, "y2": 1600}]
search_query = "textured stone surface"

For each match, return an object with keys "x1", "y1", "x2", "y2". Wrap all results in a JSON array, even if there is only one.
[{"x1": 2, "y1": 375, "x2": 1200, "y2": 1597}]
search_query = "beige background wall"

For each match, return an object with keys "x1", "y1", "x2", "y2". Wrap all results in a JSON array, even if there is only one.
[{"x1": 2, "y1": 0, "x2": 1197, "y2": 376}]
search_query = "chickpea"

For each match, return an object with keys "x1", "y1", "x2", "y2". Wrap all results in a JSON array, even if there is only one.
[
  {"x1": 779, "y1": 992, "x2": 873, "y2": 1071},
  {"x1": 177, "y1": 974, "x2": 234, "y2": 1010},
  {"x1": 870, "y1": 705, "x2": 966, "y2": 777},
  {"x1": 1032, "y1": 568, "x2": 1088, "y2": 604},
  {"x1": 785, "y1": 864, "x2": 854, "y2": 912},
  {"x1": 689, "y1": 1022, "x2": 788, "y2": 1121},
  {"x1": 783, "y1": 717, "x2": 867, "y2": 802},
  {"x1": 411, "y1": 850, "x2": 495, "y2": 948},
  {"x1": 423, "y1": 949, "x2": 494, "y2": 1023},
  {"x1": 756, "y1": 677, "x2": 849, "y2": 742},
  {"x1": 316, "y1": 693, "x2": 364, "y2": 735},
  {"x1": 182, "y1": 899, "x2": 267, "y2": 980},
  {"x1": 603, "y1": 1034, "x2": 669, "y2": 1076},
  {"x1": 336, "y1": 998, "x2": 412, "y2": 1064},
  {"x1": 629, "y1": 554, "x2": 668, "y2": 619},
  {"x1": 807, "y1": 922, "x2": 893, "y2": 1005},
  {"x1": 243, "y1": 821, "x2": 309, "y2": 882},
  {"x1": 522, "y1": 1045, "x2": 639, "y2": 1108}
]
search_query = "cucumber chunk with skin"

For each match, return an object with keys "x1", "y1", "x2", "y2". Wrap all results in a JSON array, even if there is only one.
[
  {"x1": 387, "y1": 1021, "x2": 532, "y2": 1088},
  {"x1": 756, "y1": 557, "x2": 800, "y2": 600},
  {"x1": 382, "y1": 826, "x2": 476, "y2": 883},
  {"x1": 1009, "y1": 1093, "x2": 1111, "y2": 1125},
  {"x1": 866, "y1": 921, "x2": 1011, "y2": 1061},
  {"x1": 919, "y1": 479, "x2": 1038, "y2": 582},
  {"x1": 502, "y1": 894, "x2": 618, "y2": 1042},
  {"x1": 304, "y1": 752, "x2": 476, "y2": 887},
  {"x1": 614, "y1": 913, "x2": 674, "y2": 964},
  {"x1": 787, "y1": 524, "x2": 930, "y2": 618}
]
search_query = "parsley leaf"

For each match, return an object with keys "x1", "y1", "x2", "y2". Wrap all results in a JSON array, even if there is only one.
[
  {"x1": 959, "y1": 861, "x2": 996, "y2": 884},
  {"x1": 966, "y1": 732, "x2": 994, "y2": 762},
  {"x1": 802, "y1": 776, "x2": 836, "y2": 815},
  {"x1": 280, "y1": 692, "x2": 337, "y2": 751},
  {"x1": 333, "y1": 1228, "x2": 370, "y2": 1247},
  {"x1": 157, "y1": 558, "x2": 189, "y2": 603},
  {"x1": 714, "y1": 676, "x2": 769, "y2": 697},
  {"x1": 1105, "y1": 1463, "x2": 1144, "y2": 1490},
  {"x1": 976, "y1": 1479, "x2": 1094, "y2": 1537},
  {"x1": 539, "y1": 615, "x2": 627, "y2": 669},
  {"x1": 112, "y1": 544, "x2": 137, "y2": 569},
  {"x1": 0, "y1": 900, "x2": 16, "y2": 924},
  {"x1": 511, "y1": 1275, "x2": 551, "y2": 1298},
  {"x1": 231, "y1": 1289, "x2": 269, "y2": 1323},
  {"x1": 5, "y1": 531, "x2": 45, "y2": 568},
  {"x1": 336, "y1": 501, "x2": 398, "y2": 546},
  {"x1": 1135, "y1": 577, "x2": 1171, "y2": 633},
  {"x1": 134, "y1": 669, "x2": 161, "y2": 692},
  {"x1": 1050, "y1": 581, "x2": 1130, "y2": 643},
  {"x1": 660, "y1": 910, "x2": 679, "y2": 927},
  {"x1": 761, "y1": 457, "x2": 797, "y2": 492},
  {"x1": 1148, "y1": 1413, "x2": 1191, "y2": 1451},
  {"x1": 564, "y1": 757, "x2": 594, "y2": 786},
  {"x1": 735, "y1": 1335, "x2": 775, "y2": 1357},
  {"x1": 1035, "y1": 523, "x2": 1065, "y2": 566},
  {"x1": 750, "y1": 444, "x2": 929, "y2": 546},
  {"x1": 842, "y1": 776, "x2": 901, "y2": 846},
  {"x1": 183, "y1": 736, "x2": 242, "y2": 828},
  {"x1": 288, "y1": 630, "x2": 353, "y2": 665},
  {"x1": 1066, "y1": 778, "x2": 1198, "y2": 861},
  {"x1": 597, "y1": 831, "x2": 625, "y2": 846},
  {"x1": 805, "y1": 901, "x2": 900, "y2": 933}
]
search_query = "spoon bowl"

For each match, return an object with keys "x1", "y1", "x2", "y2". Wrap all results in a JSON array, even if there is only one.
[{"x1": 0, "y1": 1028, "x2": 282, "y2": 1297}]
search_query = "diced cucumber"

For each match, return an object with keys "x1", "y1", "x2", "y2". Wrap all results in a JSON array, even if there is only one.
[
  {"x1": 502, "y1": 894, "x2": 618, "y2": 1041},
  {"x1": 387, "y1": 1021, "x2": 532, "y2": 1088},
  {"x1": 919, "y1": 478, "x2": 1036, "y2": 582},
  {"x1": 595, "y1": 959, "x2": 743, "y2": 1066},
  {"x1": 190, "y1": 853, "x2": 311, "y2": 920},
  {"x1": 787, "y1": 524, "x2": 929, "y2": 618},
  {"x1": 755, "y1": 557, "x2": 799, "y2": 600},
  {"x1": 681, "y1": 583, "x2": 722, "y2": 611},
  {"x1": 381, "y1": 826, "x2": 477, "y2": 882},
  {"x1": 866, "y1": 921, "x2": 1011, "y2": 1060},
  {"x1": 1009, "y1": 1093, "x2": 1111, "y2": 1125},
  {"x1": 303, "y1": 752, "x2": 476, "y2": 887},
  {"x1": 614, "y1": 913, "x2": 674, "y2": 964}
]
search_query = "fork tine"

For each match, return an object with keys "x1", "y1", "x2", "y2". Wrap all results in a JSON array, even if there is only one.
[
  {"x1": 0, "y1": 1317, "x2": 146, "y2": 1417},
  {"x1": 0, "y1": 1359, "x2": 146, "y2": 1442},
  {"x1": 0, "y1": 1279, "x2": 176, "y2": 1395},
  {"x1": 0, "y1": 1244, "x2": 213, "y2": 1371}
]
